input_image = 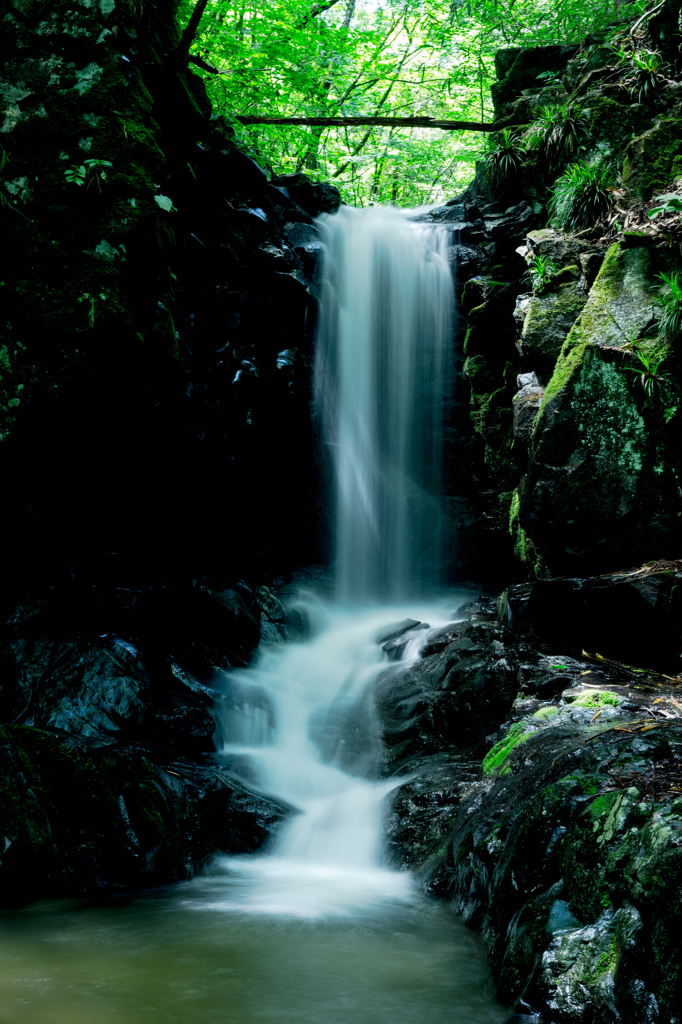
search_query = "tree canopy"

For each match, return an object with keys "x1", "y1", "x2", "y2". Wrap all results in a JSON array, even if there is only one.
[{"x1": 178, "y1": 0, "x2": 650, "y2": 206}]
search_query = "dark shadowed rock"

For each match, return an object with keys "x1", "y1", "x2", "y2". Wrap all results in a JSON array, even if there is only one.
[
  {"x1": 0, "y1": 725, "x2": 289, "y2": 903},
  {"x1": 499, "y1": 566, "x2": 682, "y2": 673}
]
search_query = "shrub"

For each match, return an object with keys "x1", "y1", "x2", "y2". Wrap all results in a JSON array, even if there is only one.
[
  {"x1": 481, "y1": 128, "x2": 525, "y2": 185},
  {"x1": 657, "y1": 271, "x2": 682, "y2": 342},
  {"x1": 547, "y1": 161, "x2": 615, "y2": 231},
  {"x1": 525, "y1": 104, "x2": 589, "y2": 165},
  {"x1": 612, "y1": 46, "x2": 669, "y2": 103},
  {"x1": 624, "y1": 347, "x2": 677, "y2": 421},
  {"x1": 528, "y1": 253, "x2": 557, "y2": 286}
]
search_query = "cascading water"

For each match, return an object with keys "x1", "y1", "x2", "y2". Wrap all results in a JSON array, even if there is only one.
[
  {"x1": 210, "y1": 208, "x2": 459, "y2": 916},
  {"x1": 315, "y1": 206, "x2": 455, "y2": 602}
]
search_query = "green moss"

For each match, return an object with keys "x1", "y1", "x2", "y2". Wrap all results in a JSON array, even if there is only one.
[
  {"x1": 584, "y1": 95, "x2": 652, "y2": 162},
  {"x1": 587, "y1": 791, "x2": 622, "y2": 821},
  {"x1": 533, "y1": 705, "x2": 558, "y2": 721},
  {"x1": 483, "y1": 723, "x2": 532, "y2": 775},
  {"x1": 567, "y1": 689, "x2": 621, "y2": 709},
  {"x1": 509, "y1": 486, "x2": 541, "y2": 577},
  {"x1": 592, "y1": 936, "x2": 619, "y2": 980},
  {"x1": 623, "y1": 117, "x2": 682, "y2": 201}
]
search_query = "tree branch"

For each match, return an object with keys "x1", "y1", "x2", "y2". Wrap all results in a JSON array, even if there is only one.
[
  {"x1": 167, "y1": 0, "x2": 211, "y2": 68},
  {"x1": 297, "y1": 0, "x2": 345, "y2": 27},
  {"x1": 235, "y1": 115, "x2": 497, "y2": 131}
]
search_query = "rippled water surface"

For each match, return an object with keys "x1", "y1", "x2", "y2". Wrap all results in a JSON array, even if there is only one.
[{"x1": 0, "y1": 870, "x2": 509, "y2": 1024}]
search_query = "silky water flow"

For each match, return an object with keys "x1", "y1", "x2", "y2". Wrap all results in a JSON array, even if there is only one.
[{"x1": 0, "y1": 208, "x2": 508, "y2": 1024}]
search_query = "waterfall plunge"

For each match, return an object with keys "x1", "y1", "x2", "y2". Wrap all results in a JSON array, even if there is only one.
[
  {"x1": 214, "y1": 208, "x2": 460, "y2": 918},
  {"x1": 315, "y1": 206, "x2": 455, "y2": 602}
]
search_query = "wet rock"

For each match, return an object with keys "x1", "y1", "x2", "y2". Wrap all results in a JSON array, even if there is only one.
[
  {"x1": 0, "y1": 725, "x2": 289, "y2": 904},
  {"x1": 375, "y1": 612, "x2": 518, "y2": 770},
  {"x1": 500, "y1": 567, "x2": 682, "y2": 674},
  {"x1": 484, "y1": 201, "x2": 536, "y2": 246},
  {"x1": 385, "y1": 753, "x2": 480, "y2": 875},
  {"x1": 9, "y1": 636, "x2": 150, "y2": 738},
  {"x1": 375, "y1": 619, "x2": 423, "y2": 645},
  {"x1": 381, "y1": 625, "x2": 431, "y2": 661},
  {"x1": 254, "y1": 585, "x2": 286, "y2": 623},
  {"x1": 513, "y1": 372, "x2": 545, "y2": 443},
  {"x1": 420, "y1": 624, "x2": 463, "y2": 658}
]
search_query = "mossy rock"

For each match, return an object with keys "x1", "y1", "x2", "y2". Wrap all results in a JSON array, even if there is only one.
[
  {"x1": 623, "y1": 117, "x2": 682, "y2": 201},
  {"x1": 521, "y1": 273, "x2": 587, "y2": 375},
  {"x1": 583, "y1": 94, "x2": 651, "y2": 165},
  {"x1": 517, "y1": 242, "x2": 682, "y2": 574}
]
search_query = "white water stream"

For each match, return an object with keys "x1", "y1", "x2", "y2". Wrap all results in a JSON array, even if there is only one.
[
  {"x1": 212, "y1": 207, "x2": 459, "y2": 918},
  {"x1": 315, "y1": 205, "x2": 455, "y2": 602},
  {"x1": 213, "y1": 598, "x2": 467, "y2": 918}
]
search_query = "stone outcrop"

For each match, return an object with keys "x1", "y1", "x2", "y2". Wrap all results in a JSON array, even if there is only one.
[
  {"x1": 0, "y1": 576, "x2": 303, "y2": 901},
  {"x1": 0, "y1": 0, "x2": 337, "y2": 604},
  {"x1": 449, "y1": 5, "x2": 682, "y2": 580},
  {"x1": 382, "y1": 584, "x2": 682, "y2": 1023}
]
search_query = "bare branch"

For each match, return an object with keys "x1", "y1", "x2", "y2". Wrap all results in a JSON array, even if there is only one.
[{"x1": 235, "y1": 115, "x2": 497, "y2": 131}]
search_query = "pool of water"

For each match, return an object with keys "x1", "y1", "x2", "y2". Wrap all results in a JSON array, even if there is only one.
[{"x1": 0, "y1": 864, "x2": 508, "y2": 1024}]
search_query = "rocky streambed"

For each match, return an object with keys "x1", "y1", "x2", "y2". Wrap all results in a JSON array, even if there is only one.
[
  {"x1": 381, "y1": 568, "x2": 682, "y2": 1023},
  {"x1": 1, "y1": 567, "x2": 681, "y2": 1021}
]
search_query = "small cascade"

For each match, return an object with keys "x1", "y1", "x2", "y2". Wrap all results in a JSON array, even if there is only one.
[
  {"x1": 214, "y1": 206, "x2": 459, "y2": 917},
  {"x1": 315, "y1": 206, "x2": 455, "y2": 602}
]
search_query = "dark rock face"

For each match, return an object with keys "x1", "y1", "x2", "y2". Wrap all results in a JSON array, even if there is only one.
[
  {"x1": 0, "y1": 577, "x2": 292, "y2": 903},
  {"x1": 0, "y1": 0, "x2": 327, "y2": 606},
  {"x1": 382, "y1": 579, "x2": 682, "y2": 1024},
  {"x1": 492, "y1": 45, "x2": 579, "y2": 120},
  {"x1": 500, "y1": 566, "x2": 682, "y2": 675},
  {"x1": 0, "y1": 724, "x2": 288, "y2": 902}
]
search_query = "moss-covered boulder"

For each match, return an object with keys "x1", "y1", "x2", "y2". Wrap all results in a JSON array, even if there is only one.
[
  {"x1": 384, "y1": 590, "x2": 682, "y2": 1022},
  {"x1": 515, "y1": 241, "x2": 682, "y2": 577},
  {"x1": 521, "y1": 268, "x2": 588, "y2": 377},
  {"x1": 623, "y1": 117, "x2": 682, "y2": 201}
]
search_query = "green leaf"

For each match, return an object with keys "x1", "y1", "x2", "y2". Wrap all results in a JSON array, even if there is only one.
[{"x1": 154, "y1": 194, "x2": 174, "y2": 213}]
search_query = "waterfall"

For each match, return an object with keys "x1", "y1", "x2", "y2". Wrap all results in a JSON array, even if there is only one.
[
  {"x1": 214, "y1": 207, "x2": 461, "y2": 918},
  {"x1": 315, "y1": 206, "x2": 455, "y2": 602}
]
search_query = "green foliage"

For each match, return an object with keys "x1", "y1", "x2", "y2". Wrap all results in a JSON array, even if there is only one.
[
  {"x1": 179, "y1": 0, "x2": 649, "y2": 206},
  {"x1": 525, "y1": 103, "x2": 589, "y2": 165},
  {"x1": 613, "y1": 45, "x2": 669, "y2": 103},
  {"x1": 624, "y1": 346, "x2": 678, "y2": 419},
  {"x1": 548, "y1": 161, "x2": 615, "y2": 230},
  {"x1": 77, "y1": 292, "x2": 108, "y2": 328},
  {"x1": 64, "y1": 159, "x2": 113, "y2": 189},
  {"x1": 570, "y1": 690, "x2": 621, "y2": 709},
  {"x1": 65, "y1": 164, "x2": 87, "y2": 186},
  {"x1": 481, "y1": 128, "x2": 525, "y2": 184},
  {"x1": 154, "y1": 194, "x2": 175, "y2": 213},
  {"x1": 529, "y1": 253, "x2": 558, "y2": 286},
  {"x1": 656, "y1": 271, "x2": 682, "y2": 342},
  {"x1": 648, "y1": 194, "x2": 682, "y2": 219}
]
